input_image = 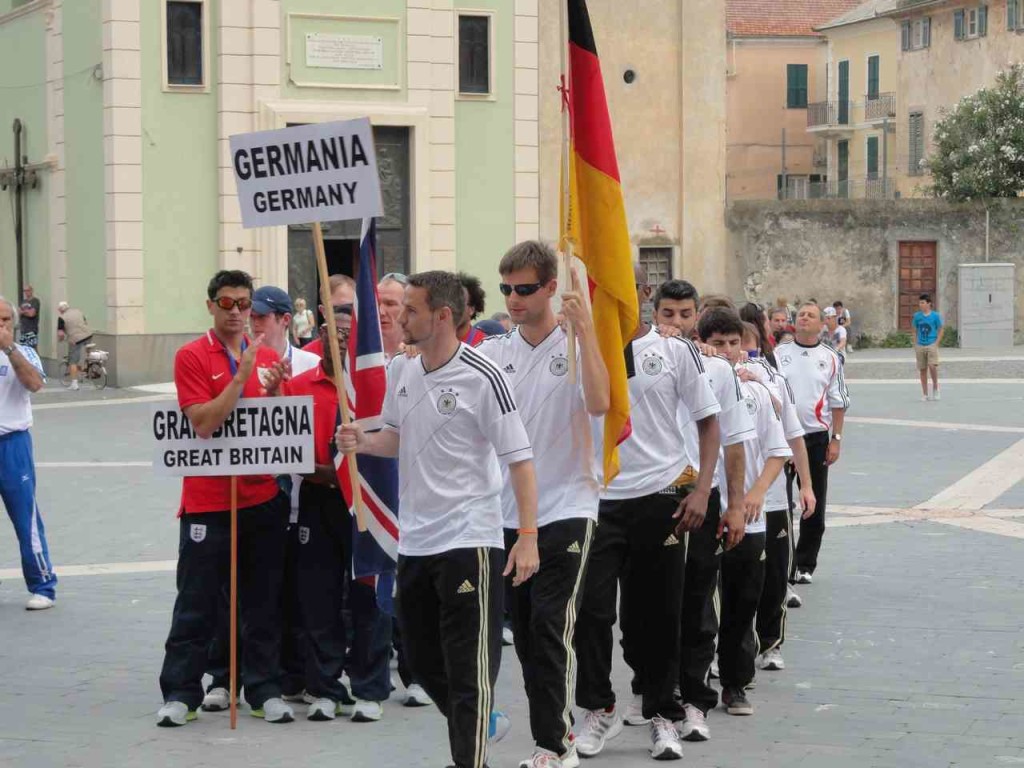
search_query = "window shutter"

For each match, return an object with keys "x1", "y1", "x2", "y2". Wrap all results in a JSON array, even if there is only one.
[
  {"x1": 954, "y1": 9, "x2": 965, "y2": 39},
  {"x1": 923, "y1": 16, "x2": 931, "y2": 46},
  {"x1": 901, "y1": 20, "x2": 911, "y2": 49},
  {"x1": 909, "y1": 112, "x2": 924, "y2": 175},
  {"x1": 798, "y1": 64, "x2": 808, "y2": 107},
  {"x1": 868, "y1": 56, "x2": 880, "y2": 99},
  {"x1": 1009, "y1": 0, "x2": 1017, "y2": 30},
  {"x1": 979, "y1": 5, "x2": 988, "y2": 35}
]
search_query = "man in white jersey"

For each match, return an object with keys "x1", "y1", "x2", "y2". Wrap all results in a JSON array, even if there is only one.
[
  {"x1": 476, "y1": 242, "x2": 609, "y2": 768},
  {"x1": 700, "y1": 312, "x2": 791, "y2": 716},
  {"x1": 646, "y1": 281, "x2": 753, "y2": 743},
  {"x1": 574, "y1": 266, "x2": 723, "y2": 762},
  {"x1": 338, "y1": 270, "x2": 539, "y2": 768},
  {"x1": 776, "y1": 302, "x2": 850, "y2": 585},
  {"x1": 0, "y1": 295, "x2": 55, "y2": 611},
  {"x1": 735, "y1": 334, "x2": 815, "y2": 667}
]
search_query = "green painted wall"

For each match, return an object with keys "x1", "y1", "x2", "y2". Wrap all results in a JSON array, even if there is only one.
[
  {"x1": 63, "y1": 0, "x2": 107, "y2": 333},
  {"x1": 0, "y1": 8, "x2": 49, "y2": 341},
  {"x1": 280, "y1": 0, "x2": 407, "y2": 102},
  {"x1": 140, "y1": 0, "x2": 220, "y2": 334},
  {"x1": 455, "y1": 2, "x2": 515, "y2": 312}
]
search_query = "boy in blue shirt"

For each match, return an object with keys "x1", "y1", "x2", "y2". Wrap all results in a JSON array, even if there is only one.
[{"x1": 912, "y1": 293, "x2": 944, "y2": 401}]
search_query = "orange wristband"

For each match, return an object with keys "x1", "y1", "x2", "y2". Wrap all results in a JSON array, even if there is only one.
[{"x1": 518, "y1": 528, "x2": 538, "y2": 535}]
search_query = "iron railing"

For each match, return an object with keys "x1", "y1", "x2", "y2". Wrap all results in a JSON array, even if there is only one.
[
  {"x1": 807, "y1": 100, "x2": 853, "y2": 128},
  {"x1": 779, "y1": 177, "x2": 896, "y2": 200},
  {"x1": 864, "y1": 92, "x2": 897, "y2": 121}
]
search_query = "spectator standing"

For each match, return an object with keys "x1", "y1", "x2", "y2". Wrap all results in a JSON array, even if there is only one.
[
  {"x1": 18, "y1": 285, "x2": 40, "y2": 350},
  {"x1": 291, "y1": 298, "x2": 315, "y2": 347},
  {"x1": 456, "y1": 272, "x2": 487, "y2": 346},
  {"x1": 56, "y1": 301, "x2": 94, "y2": 392},
  {"x1": 912, "y1": 294, "x2": 943, "y2": 402},
  {"x1": 823, "y1": 307, "x2": 847, "y2": 362},
  {"x1": 0, "y1": 295, "x2": 56, "y2": 611}
]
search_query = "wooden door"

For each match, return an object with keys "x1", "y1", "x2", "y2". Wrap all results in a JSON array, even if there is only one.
[{"x1": 898, "y1": 241, "x2": 937, "y2": 331}]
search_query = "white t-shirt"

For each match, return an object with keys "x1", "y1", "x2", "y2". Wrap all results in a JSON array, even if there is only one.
[
  {"x1": 774, "y1": 340, "x2": 850, "y2": 434},
  {"x1": 0, "y1": 344, "x2": 44, "y2": 436},
  {"x1": 737, "y1": 379, "x2": 793, "y2": 534},
  {"x1": 681, "y1": 354, "x2": 757, "y2": 505},
  {"x1": 382, "y1": 344, "x2": 533, "y2": 556},
  {"x1": 476, "y1": 326, "x2": 599, "y2": 528},
  {"x1": 597, "y1": 327, "x2": 720, "y2": 500}
]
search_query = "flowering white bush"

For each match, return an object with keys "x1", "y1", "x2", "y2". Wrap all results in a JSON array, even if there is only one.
[{"x1": 926, "y1": 63, "x2": 1024, "y2": 201}]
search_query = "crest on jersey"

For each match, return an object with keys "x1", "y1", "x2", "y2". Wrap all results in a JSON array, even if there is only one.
[
  {"x1": 550, "y1": 356, "x2": 569, "y2": 376},
  {"x1": 817, "y1": 358, "x2": 828, "y2": 371},
  {"x1": 779, "y1": 354, "x2": 791, "y2": 366},
  {"x1": 744, "y1": 395, "x2": 759, "y2": 416},
  {"x1": 437, "y1": 389, "x2": 458, "y2": 415},
  {"x1": 642, "y1": 356, "x2": 663, "y2": 376},
  {"x1": 189, "y1": 524, "x2": 206, "y2": 543},
  {"x1": 298, "y1": 526, "x2": 310, "y2": 545}
]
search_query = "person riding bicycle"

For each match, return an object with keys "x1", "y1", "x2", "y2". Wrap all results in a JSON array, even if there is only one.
[{"x1": 57, "y1": 302, "x2": 94, "y2": 392}]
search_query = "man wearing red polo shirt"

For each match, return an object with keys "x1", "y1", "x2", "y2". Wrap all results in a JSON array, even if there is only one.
[{"x1": 157, "y1": 270, "x2": 294, "y2": 727}]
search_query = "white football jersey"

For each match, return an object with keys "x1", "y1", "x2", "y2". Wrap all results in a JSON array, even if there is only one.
[
  {"x1": 0, "y1": 344, "x2": 44, "y2": 435},
  {"x1": 476, "y1": 326, "x2": 599, "y2": 528},
  {"x1": 597, "y1": 327, "x2": 720, "y2": 500},
  {"x1": 737, "y1": 379, "x2": 792, "y2": 534},
  {"x1": 382, "y1": 344, "x2": 533, "y2": 556},
  {"x1": 775, "y1": 340, "x2": 850, "y2": 434}
]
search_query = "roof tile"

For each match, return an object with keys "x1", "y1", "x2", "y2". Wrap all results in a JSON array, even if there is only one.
[{"x1": 727, "y1": 0, "x2": 866, "y2": 37}]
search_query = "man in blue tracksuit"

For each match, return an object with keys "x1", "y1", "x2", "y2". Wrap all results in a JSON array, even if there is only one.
[{"x1": 0, "y1": 294, "x2": 57, "y2": 610}]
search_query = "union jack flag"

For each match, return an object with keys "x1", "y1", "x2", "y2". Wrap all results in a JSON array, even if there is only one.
[{"x1": 335, "y1": 218, "x2": 400, "y2": 613}]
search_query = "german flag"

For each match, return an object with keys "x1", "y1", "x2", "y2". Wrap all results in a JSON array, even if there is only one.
[{"x1": 562, "y1": 0, "x2": 638, "y2": 484}]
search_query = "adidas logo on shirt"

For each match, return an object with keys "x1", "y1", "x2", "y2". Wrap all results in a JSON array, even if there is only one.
[
  {"x1": 504, "y1": 363, "x2": 516, "y2": 374},
  {"x1": 457, "y1": 580, "x2": 476, "y2": 594},
  {"x1": 567, "y1": 541, "x2": 581, "y2": 554},
  {"x1": 777, "y1": 529, "x2": 788, "y2": 539},
  {"x1": 398, "y1": 386, "x2": 408, "y2": 397},
  {"x1": 760, "y1": 550, "x2": 767, "y2": 562},
  {"x1": 715, "y1": 545, "x2": 724, "y2": 556},
  {"x1": 663, "y1": 533, "x2": 680, "y2": 547}
]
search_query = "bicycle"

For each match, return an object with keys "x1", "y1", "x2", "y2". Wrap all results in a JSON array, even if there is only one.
[{"x1": 61, "y1": 343, "x2": 109, "y2": 390}]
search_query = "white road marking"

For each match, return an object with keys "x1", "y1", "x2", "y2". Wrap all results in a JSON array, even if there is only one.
[
  {"x1": 931, "y1": 516, "x2": 1024, "y2": 540},
  {"x1": 915, "y1": 438, "x2": 1024, "y2": 511},
  {"x1": 845, "y1": 416, "x2": 1024, "y2": 434},
  {"x1": 33, "y1": 394, "x2": 174, "y2": 411},
  {"x1": 36, "y1": 461, "x2": 152, "y2": 468},
  {"x1": 0, "y1": 560, "x2": 176, "y2": 580}
]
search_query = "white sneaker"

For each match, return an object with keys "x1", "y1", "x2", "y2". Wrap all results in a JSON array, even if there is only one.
[
  {"x1": 25, "y1": 594, "x2": 55, "y2": 610},
  {"x1": 307, "y1": 697, "x2": 340, "y2": 721},
  {"x1": 561, "y1": 744, "x2": 580, "y2": 768},
  {"x1": 519, "y1": 749, "x2": 563, "y2": 768},
  {"x1": 351, "y1": 699, "x2": 383, "y2": 722},
  {"x1": 575, "y1": 708, "x2": 624, "y2": 757},
  {"x1": 922, "y1": 395, "x2": 930, "y2": 402},
  {"x1": 201, "y1": 687, "x2": 230, "y2": 712},
  {"x1": 786, "y1": 586, "x2": 803, "y2": 608},
  {"x1": 251, "y1": 697, "x2": 294, "y2": 723},
  {"x1": 502, "y1": 626, "x2": 515, "y2": 646},
  {"x1": 156, "y1": 701, "x2": 196, "y2": 727},
  {"x1": 403, "y1": 683, "x2": 431, "y2": 707},
  {"x1": 759, "y1": 648, "x2": 785, "y2": 671},
  {"x1": 649, "y1": 716, "x2": 684, "y2": 760},
  {"x1": 794, "y1": 571, "x2": 813, "y2": 584},
  {"x1": 489, "y1": 710, "x2": 512, "y2": 743},
  {"x1": 70, "y1": 380, "x2": 80, "y2": 391},
  {"x1": 624, "y1": 693, "x2": 650, "y2": 726},
  {"x1": 677, "y1": 703, "x2": 709, "y2": 742},
  {"x1": 933, "y1": 390, "x2": 941, "y2": 401}
]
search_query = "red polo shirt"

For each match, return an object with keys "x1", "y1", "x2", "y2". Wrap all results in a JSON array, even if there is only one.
[
  {"x1": 283, "y1": 363, "x2": 339, "y2": 467},
  {"x1": 302, "y1": 337, "x2": 323, "y2": 357},
  {"x1": 174, "y1": 330, "x2": 282, "y2": 514}
]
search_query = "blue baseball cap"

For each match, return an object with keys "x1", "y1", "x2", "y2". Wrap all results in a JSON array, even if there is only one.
[{"x1": 252, "y1": 286, "x2": 293, "y2": 316}]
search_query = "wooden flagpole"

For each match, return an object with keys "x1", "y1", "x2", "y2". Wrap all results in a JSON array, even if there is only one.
[
  {"x1": 559, "y1": 0, "x2": 578, "y2": 384},
  {"x1": 313, "y1": 220, "x2": 367, "y2": 532},
  {"x1": 229, "y1": 475, "x2": 238, "y2": 730}
]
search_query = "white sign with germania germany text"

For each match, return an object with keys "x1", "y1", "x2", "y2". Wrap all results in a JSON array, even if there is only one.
[
  {"x1": 230, "y1": 117, "x2": 384, "y2": 228},
  {"x1": 152, "y1": 397, "x2": 315, "y2": 477}
]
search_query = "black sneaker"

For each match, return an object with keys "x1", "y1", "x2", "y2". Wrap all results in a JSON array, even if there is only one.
[{"x1": 722, "y1": 687, "x2": 753, "y2": 716}]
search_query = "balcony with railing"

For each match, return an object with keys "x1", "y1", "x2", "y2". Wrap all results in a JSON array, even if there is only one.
[
  {"x1": 807, "y1": 100, "x2": 854, "y2": 136},
  {"x1": 864, "y1": 92, "x2": 897, "y2": 122},
  {"x1": 779, "y1": 177, "x2": 896, "y2": 200}
]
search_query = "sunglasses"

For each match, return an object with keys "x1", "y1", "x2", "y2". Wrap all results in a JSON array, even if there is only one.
[
  {"x1": 213, "y1": 296, "x2": 253, "y2": 311},
  {"x1": 381, "y1": 272, "x2": 408, "y2": 285},
  {"x1": 332, "y1": 304, "x2": 354, "y2": 317},
  {"x1": 499, "y1": 282, "x2": 544, "y2": 297}
]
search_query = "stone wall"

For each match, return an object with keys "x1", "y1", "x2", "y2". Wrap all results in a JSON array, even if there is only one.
[{"x1": 726, "y1": 198, "x2": 1024, "y2": 340}]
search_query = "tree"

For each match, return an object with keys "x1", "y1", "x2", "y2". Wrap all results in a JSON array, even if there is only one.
[{"x1": 926, "y1": 63, "x2": 1024, "y2": 201}]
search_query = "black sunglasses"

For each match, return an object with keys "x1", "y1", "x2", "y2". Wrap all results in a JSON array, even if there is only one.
[
  {"x1": 332, "y1": 304, "x2": 354, "y2": 316},
  {"x1": 499, "y1": 282, "x2": 544, "y2": 297}
]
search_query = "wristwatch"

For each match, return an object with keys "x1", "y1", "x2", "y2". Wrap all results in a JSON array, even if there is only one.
[
  {"x1": 832, "y1": 433, "x2": 842, "y2": 442},
  {"x1": 1, "y1": 344, "x2": 15, "y2": 357}
]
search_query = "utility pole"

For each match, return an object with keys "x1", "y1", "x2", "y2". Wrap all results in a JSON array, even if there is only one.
[
  {"x1": 780, "y1": 127, "x2": 787, "y2": 199},
  {"x1": 882, "y1": 117, "x2": 889, "y2": 197},
  {"x1": 0, "y1": 119, "x2": 41, "y2": 297}
]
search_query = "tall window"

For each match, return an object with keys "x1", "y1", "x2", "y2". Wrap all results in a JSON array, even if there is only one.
[
  {"x1": 166, "y1": 1, "x2": 204, "y2": 87},
  {"x1": 786, "y1": 64, "x2": 808, "y2": 109},
  {"x1": 1009, "y1": 0, "x2": 1024, "y2": 30},
  {"x1": 901, "y1": 17, "x2": 931, "y2": 50},
  {"x1": 955, "y1": 6, "x2": 988, "y2": 39},
  {"x1": 867, "y1": 55, "x2": 880, "y2": 100},
  {"x1": 908, "y1": 112, "x2": 925, "y2": 176},
  {"x1": 458, "y1": 14, "x2": 491, "y2": 96},
  {"x1": 867, "y1": 136, "x2": 879, "y2": 179}
]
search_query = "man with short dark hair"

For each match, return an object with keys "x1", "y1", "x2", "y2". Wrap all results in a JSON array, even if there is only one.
[
  {"x1": 338, "y1": 269, "x2": 540, "y2": 768},
  {"x1": 18, "y1": 285, "x2": 40, "y2": 350},
  {"x1": 157, "y1": 270, "x2": 294, "y2": 728},
  {"x1": 457, "y1": 272, "x2": 488, "y2": 346},
  {"x1": 769, "y1": 308, "x2": 793, "y2": 345},
  {"x1": 776, "y1": 302, "x2": 850, "y2": 586},
  {"x1": 913, "y1": 294, "x2": 943, "y2": 402}
]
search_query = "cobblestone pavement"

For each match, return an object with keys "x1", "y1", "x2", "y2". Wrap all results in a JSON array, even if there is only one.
[{"x1": 2, "y1": 360, "x2": 1023, "y2": 768}]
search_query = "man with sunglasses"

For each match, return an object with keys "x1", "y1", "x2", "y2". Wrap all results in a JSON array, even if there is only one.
[
  {"x1": 301, "y1": 274, "x2": 356, "y2": 359},
  {"x1": 158, "y1": 270, "x2": 294, "y2": 727},
  {"x1": 474, "y1": 241, "x2": 609, "y2": 768}
]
